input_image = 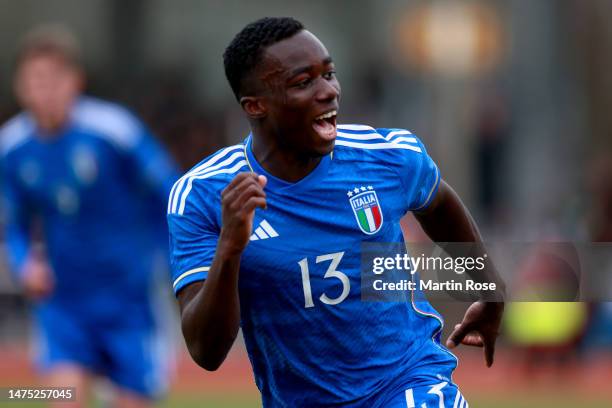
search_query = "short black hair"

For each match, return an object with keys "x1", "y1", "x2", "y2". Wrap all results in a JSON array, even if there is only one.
[
  {"x1": 223, "y1": 17, "x2": 304, "y2": 100},
  {"x1": 16, "y1": 24, "x2": 81, "y2": 69}
]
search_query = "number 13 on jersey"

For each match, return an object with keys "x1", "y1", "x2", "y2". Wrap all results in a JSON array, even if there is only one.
[{"x1": 298, "y1": 251, "x2": 349, "y2": 308}]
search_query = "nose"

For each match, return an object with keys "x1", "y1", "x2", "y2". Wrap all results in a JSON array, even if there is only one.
[{"x1": 315, "y1": 77, "x2": 340, "y2": 103}]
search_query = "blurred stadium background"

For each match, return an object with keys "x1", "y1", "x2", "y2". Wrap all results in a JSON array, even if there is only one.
[{"x1": 1, "y1": 0, "x2": 612, "y2": 406}]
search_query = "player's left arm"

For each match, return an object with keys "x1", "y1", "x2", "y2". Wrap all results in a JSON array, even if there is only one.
[{"x1": 414, "y1": 179, "x2": 505, "y2": 367}]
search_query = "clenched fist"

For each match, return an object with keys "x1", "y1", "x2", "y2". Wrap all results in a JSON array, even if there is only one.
[{"x1": 218, "y1": 172, "x2": 267, "y2": 256}]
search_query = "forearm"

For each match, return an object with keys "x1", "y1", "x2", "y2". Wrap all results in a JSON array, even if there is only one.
[
  {"x1": 180, "y1": 240, "x2": 242, "y2": 371},
  {"x1": 5, "y1": 219, "x2": 32, "y2": 280},
  {"x1": 415, "y1": 181, "x2": 506, "y2": 297},
  {"x1": 174, "y1": 172, "x2": 267, "y2": 370},
  {"x1": 414, "y1": 181, "x2": 481, "y2": 242}
]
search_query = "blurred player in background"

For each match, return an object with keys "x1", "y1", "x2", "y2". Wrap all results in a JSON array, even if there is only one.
[
  {"x1": 0, "y1": 25, "x2": 179, "y2": 407},
  {"x1": 168, "y1": 17, "x2": 505, "y2": 407}
]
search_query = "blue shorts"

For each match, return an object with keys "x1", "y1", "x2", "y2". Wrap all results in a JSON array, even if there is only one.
[
  {"x1": 382, "y1": 381, "x2": 468, "y2": 408},
  {"x1": 34, "y1": 302, "x2": 168, "y2": 399}
]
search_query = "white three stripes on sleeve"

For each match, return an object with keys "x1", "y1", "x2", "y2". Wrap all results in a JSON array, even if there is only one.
[
  {"x1": 337, "y1": 124, "x2": 376, "y2": 131},
  {"x1": 334, "y1": 131, "x2": 417, "y2": 143},
  {"x1": 175, "y1": 152, "x2": 244, "y2": 213},
  {"x1": 177, "y1": 160, "x2": 247, "y2": 215},
  {"x1": 334, "y1": 139, "x2": 422, "y2": 152},
  {"x1": 178, "y1": 160, "x2": 247, "y2": 215},
  {"x1": 335, "y1": 127, "x2": 422, "y2": 152},
  {"x1": 168, "y1": 145, "x2": 243, "y2": 212},
  {"x1": 168, "y1": 145, "x2": 247, "y2": 215},
  {"x1": 168, "y1": 145, "x2": 241, "y2": 210}
]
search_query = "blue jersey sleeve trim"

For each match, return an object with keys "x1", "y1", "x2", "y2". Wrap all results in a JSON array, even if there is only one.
[{"x1": 172, "y1": 266, "x2": 209, "y2": 294}]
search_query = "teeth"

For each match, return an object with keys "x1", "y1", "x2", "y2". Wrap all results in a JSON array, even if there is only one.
[{"x1": 315, "y1": 110, "x2": 337, "y2": 121}]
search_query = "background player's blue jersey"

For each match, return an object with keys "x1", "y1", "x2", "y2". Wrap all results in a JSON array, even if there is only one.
[
  {"x1": 168, "y1": 124, "x2": 458, "y2": 407},
  {"x1": 1, "y1": 96, "x2": 179, "y2": 323}
]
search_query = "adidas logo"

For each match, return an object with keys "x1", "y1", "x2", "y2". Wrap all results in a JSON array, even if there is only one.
[{"x1": 250, "y1": 219, "x2": 279, "y2": 241}]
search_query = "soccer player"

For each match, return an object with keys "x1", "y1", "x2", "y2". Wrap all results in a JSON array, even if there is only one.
[
  {"x1": 1, "y1": 26, "x2": 179, "y2": 407},
  {"x1": 168, "y1": 17, "x2": 505, "y2": 407}
]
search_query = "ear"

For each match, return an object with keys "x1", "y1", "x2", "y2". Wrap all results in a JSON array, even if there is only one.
[{"x1": 240, "y1": 96, "x2": 267, "y2": 119}]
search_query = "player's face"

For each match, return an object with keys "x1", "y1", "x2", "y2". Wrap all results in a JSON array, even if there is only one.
[
  {"x1": 14, "y1": 53, "x2": 82, "y2": 133},
  {"x1": 257, "y1": 30, "x2": 341, "y2": 157}
]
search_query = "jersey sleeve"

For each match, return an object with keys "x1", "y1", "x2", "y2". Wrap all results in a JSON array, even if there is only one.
[
  {"x1": 75, "y1": 98, "x2": 180, "y2": 204},
  {"x1": 379, "y1": 129, "x2": 441, "y2": 212},
  {"x1": 407, "y1": 138, "x2": 440, "y2": 211},
  {"x1": 0, "y1": 158, "x2": 32, "y2": 279},
  {"x1": 122, "y1": 118, "x2": 180, "y2": 204},
  {"x1": 167, "y1": 183, "x2": 219, "y2": 295}
]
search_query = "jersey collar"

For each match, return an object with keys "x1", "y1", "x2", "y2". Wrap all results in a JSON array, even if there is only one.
[{"x1": 244, "y1": 134, "x2": 332, "y2": 191}]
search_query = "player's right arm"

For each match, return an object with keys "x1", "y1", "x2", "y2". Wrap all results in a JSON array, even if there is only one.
[
  {"x1": 175, "y1": 173, "x2": 266, "y2": 371},
  {"x1": 0, "y1": 159, "x2": 54, "y2": 299}
]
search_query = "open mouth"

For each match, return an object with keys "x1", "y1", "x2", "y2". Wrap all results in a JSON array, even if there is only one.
[{"x1": 312, "y1": 110, "x2": 337, "y2": 141}]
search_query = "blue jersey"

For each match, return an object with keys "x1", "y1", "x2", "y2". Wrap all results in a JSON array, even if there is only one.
[
  {"x1": 1, "y1": 97, "x2": 179, "y2": 322},
  {"x1": 168, "y1": 124, "x2": 457, "y2": 407}
]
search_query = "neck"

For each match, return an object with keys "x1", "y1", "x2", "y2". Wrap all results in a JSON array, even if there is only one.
[
  {"x1": 38, "y1": 118, "x2": 65, "y2": 134},
  {"x1": 251, "y1": 130, "x2": 322, "y2": 183},
  {"x1": 33, "y1": 110, "x2": 69, "y2": 137}
]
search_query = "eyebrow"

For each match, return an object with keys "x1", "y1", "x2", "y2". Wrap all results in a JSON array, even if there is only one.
[{"x1": 289, "y1": 56, "x2": 334, "y2": 77}]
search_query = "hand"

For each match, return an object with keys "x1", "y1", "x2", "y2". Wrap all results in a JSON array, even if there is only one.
[
  {"x1": 219, "y1": 173, "x2": 267, "y2": 255},
  {"x1": 21, "y1": 256, "x2": 55, "y2": 300},
  {"x1": 446, "y1": 301, "x2": 504, "y2": 367}
]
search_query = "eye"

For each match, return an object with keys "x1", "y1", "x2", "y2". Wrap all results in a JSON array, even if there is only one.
[
  {"x1": 323, "y1": 70, "x2": 336, "y2": 80},
  {"x1": 295, "y1": 78, "x2": 313, "y2": 89}
]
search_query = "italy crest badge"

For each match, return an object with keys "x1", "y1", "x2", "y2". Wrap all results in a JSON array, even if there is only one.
[{"x1": 347, "y1": 186, "x2": 383, "y2": 235}]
